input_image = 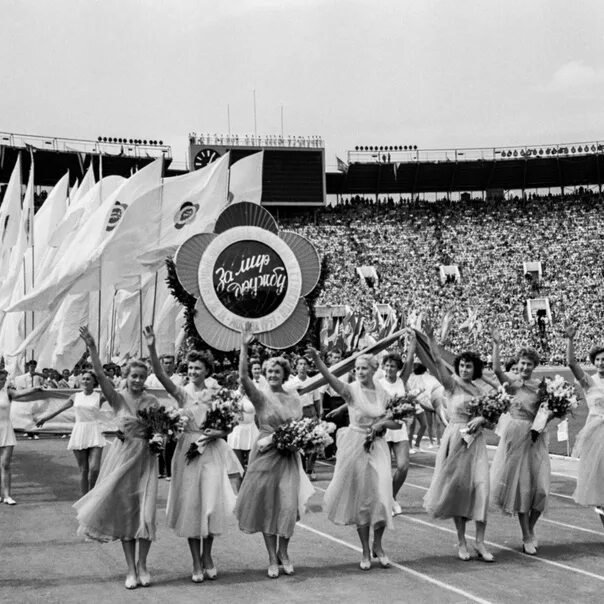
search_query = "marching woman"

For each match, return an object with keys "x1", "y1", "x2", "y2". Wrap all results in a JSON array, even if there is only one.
[
  {"x1": 490, "y1": 327, "x2": 549, "y2": 554},
  {"x1": 0, "y1": 369, "x2": 41, "y2": 505},
  {"x1": 227, "y1": 392, "x2": 259, "y2": 470},
  {"x1": 308, "y1": 346, "x2": 396, "y2": 571},
  {"x1": 422, "y1": 322, "x2": 494, "y2": 562},
  {"x1": 378, "y1": 338, "x2": 415, "y2": 515},
  {"x1": 36, "y1": 370, "x2": 107, "y2": 495},
  {"x1": 74, "y1": 327, "x2": 160, "y2": 590},
  {"x1": 565, "y1": 325, "x2": 604, "y2": 527},
  {"x1": 235, "y1": 323, "x2": 314, "y2": 579},
  {"x1": 144, "y1": 326, "x2": 242, "y2": 583}
]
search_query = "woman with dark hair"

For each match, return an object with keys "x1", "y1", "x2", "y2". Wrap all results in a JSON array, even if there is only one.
[
  {"x1": 565, "y1": 326, "x2": 604, "y2": 527},
  {"x1": 74, "y1": 327, "x2": 160, "y2": 589},
  {"x1": 309, "y1": 348, "x2": 398, "y2": 571},
  {"x1": 423, "y1": 322, "x2": 494, "y2": 562},
  {"x1": 144, "y1": 326, "x2": 241, "y2": 583},
  {"x1": 236, "y1": 323, "x2": 313, "y2": 578},
  {"x1": 36, "y1": 370, "x2": 107, "y2": 495},
  {"x1": 490, "y1": 328, "x2": 549, "y2": 554},
  {"x1": 378, "y1": 335, "x2": 415, "y2": 515}
]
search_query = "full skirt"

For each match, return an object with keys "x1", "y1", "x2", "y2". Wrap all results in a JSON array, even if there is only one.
[
  {"x1": 324, "y1": 427, "x2": 393, "y2": 528},
  {"x1": 227, "y1": 422, "x2": 260, "y2": 451},
  {"x1": 68, "y1": 421, "x2": 106, "y2": 450},
  {"x1": 490, "y1": 418, "x2": 550, "y2": 514},
  {"x1": 167, "y1": 432, "x2": 242, "y2": 538},
  {"x1": 235, "y1": 442, "x2": 313, "y2": 538},
  {"x1": 572, "y1": 415, "x2": 604, "y2": 506},
  {"x1": 0, "y1": 421, "x2": 16, "y2": 447},
  {"x1": 423, "y1": 423, "x2": 489, "y2": 522},
  {"x1": 73, "y1": 436, "x2": 158, "y2": 542}
]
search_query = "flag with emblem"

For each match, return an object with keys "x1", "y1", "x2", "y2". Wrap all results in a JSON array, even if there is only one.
[{"x1": 6, "y1": 158, "x2": 163, "y2": 312}]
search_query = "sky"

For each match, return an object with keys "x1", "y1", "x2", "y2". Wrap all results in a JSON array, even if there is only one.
[{"x1": 1, "y1": 0, "x2": 604, "y2": 170}]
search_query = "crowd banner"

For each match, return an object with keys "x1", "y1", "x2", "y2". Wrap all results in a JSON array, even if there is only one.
[{"x1": 10, "y1": 389, "x2": 173, "y2": 433}]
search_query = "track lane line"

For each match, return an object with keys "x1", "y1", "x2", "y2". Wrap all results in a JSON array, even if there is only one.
[
  {"x1": 296, "y1": 522, "x2": 495, "y2": 604},
  {"x1": 312, "y1": 477, "x2": 604, "y2": 583}
]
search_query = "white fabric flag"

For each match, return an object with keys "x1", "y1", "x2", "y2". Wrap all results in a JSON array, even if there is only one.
[
  {"x1": 69, "y1": 153, "x2": 230, "y2": 292},
  {"x1": 133, "y1": 153, "x2": 230, "y2": 273},
  {"x1": 37, "y1": 175, "x2": 125, "y2": 279},
  {"x1": 0, "y1": 161, "x2": 34, "y2": 312},
  {"x1": 0, "y1": 154, "x2": 23, "y2": 259},
  {"x1": 48, "y1": 166, "x2": 95, "y2": 246},
  {"x1": 228, "y1": 151, "x2": 263, "y2": 204},
  {"x1": 7, "y1": 159, "x2": 163, "y2": 313},
  {"x1": 31, "y1": 172, "x2": 69, "y2": 276}
]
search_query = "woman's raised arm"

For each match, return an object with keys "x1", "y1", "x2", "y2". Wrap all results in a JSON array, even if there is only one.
[
  {"x1": 79, "y1": 326, "x2": 122, "y2": 412},
  {"x1": 238, "y1": 322, "x2": 266, "y2": 411},
  {"x1": 306, "y1": 347, "x2": 351, "y2": 400},
  {"x1": 143, "y1": 325, "x2": 185, "y2": 406},
  {"x1": 565, "y1": 324, "x2": 591, "y2": 389}
]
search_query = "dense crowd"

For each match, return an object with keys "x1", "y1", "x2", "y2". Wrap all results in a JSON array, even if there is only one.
[{"x1": 282, "y1": 191, "x2": 604, "y2": 364}]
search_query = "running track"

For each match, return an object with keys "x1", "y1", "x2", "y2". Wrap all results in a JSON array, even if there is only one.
[{"x1": 2, "y1": 438, "x2": 603, "y2": 603}]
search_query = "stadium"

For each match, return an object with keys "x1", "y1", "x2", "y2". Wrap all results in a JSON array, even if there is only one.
[{"x1": 1, "y1": 3, "x2": 604, "y2": 601}]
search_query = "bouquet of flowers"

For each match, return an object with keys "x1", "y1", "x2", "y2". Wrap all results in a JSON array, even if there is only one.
[
  {"x1": 461, "y1": 387, "x2": 512, "y2": 445},
  {"x1": 363, "y1": 391, "x2": 419, "y2": 452},
  {"x1": 137, "y1": 404, "x2": 189, "y2": 455},
  {"x1": 186, "y1": 388, "x2": 242, "y2": 463},
  {"x1": 272, "y1": 417, "x2": 336, "y2": 454},
  {"x1": 531, "y1": 375, "x2": 579, "y2": 442},
  {"x1": 202, "y1": 387, "x2": 243, "y2": 432},
  {"x1": 385, "y1": 392, "x2": 420, "y2": 424}
]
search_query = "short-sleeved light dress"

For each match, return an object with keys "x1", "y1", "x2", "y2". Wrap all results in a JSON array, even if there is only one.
[
  {"x1": 378, "y1": 376, "x2": 408, "y2": 443},
  {"x1": 227, "y1": 396, "x2": 259, "y2": 451},
  {"x1": 423, "y1": 380, "x2": 490, "y2": 521},
  {"x1": 324, "y1": 381, "x2": 393, "y2": 528},
  {"x1": 573, "y1": 374, "x2": 604, "y2": 506},
  {"x1": 0, "y1": 387, "x2": 17, "y2": 447},
  {"x1": 73, "y1": 391, "x2": 160, "y2": 542},
  {"x1": 67, "y1": 391, "x2": 107, "y2": 450},
  {"x1": 235, "y1": 388, "x2": 314, "y2": 538},
  {"x1": 166, "y1": 383, "x2": 243, "y2": 539},
  {"x1": 490, "y1": 377, "x2": 550, "y2": 514}
]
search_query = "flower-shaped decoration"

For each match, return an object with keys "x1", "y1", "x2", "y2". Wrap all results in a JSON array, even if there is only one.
[{"x1": 174, "y1": 202, "x2": 321, "y2": 351}]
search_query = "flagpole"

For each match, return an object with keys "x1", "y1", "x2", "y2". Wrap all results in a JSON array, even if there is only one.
[
  {"x1": 97, "y1": 153, "x2": 103, "y2": 353},
  {"x1": 151, "y1": 272, "x2": 159, "y2": 326},
  {"x1": 138, "y1": 287, "x2": 144, "y2": 357},
  {"x1": 29, "y1": 149, "x2": 35, "y2": 359},
  {"x1": 151, "y1": 154, "x2": 165, "y2": 327},
  {"x1": 109, "y1": 289, "x2": 117, "y2": 360}
]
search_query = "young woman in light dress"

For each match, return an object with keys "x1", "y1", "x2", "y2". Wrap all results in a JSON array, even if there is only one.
[
  {"x1": 308, "y1": 347, "x2": 398, "y2": 571},
  {"x1": 422, "y1": 322, "x2": 494, "y2": 562},
  {"x1": 235, "y1": 323, "x2": 314, "y2": 579},
  {"x1": 565, "y1": 325, "x2": 604, "y2": 527},
  {"x1": 36, "y1": 370, "x2": 108, "y2": 495},
  {"x1": 74, "y1": 327, "x2": 160, "y2": 590},
  {"x1": 144, "y1": 326, "x2": 242, "y2": 583},
  {"x1": 378, "y1": 342, "x2": 414, "y2": 516},
  {"x1": 490, "y1": 328, "x2": 550, "y2": 555},
  {"x1": 0, "y1": 369, "x2": 42, "y2": 505}
]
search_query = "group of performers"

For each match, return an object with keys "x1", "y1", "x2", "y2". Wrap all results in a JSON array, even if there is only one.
[{"x1": 0, "y1": 319, "x2": 603, "y2": 590}]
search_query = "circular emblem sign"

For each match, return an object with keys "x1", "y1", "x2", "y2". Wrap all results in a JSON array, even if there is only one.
[
  {"x1": 212, "y1": 240, "x2": 288, "y2": 319},
  {"x1": 174, "y1": 201, "x2": 321, "y2": 351}
]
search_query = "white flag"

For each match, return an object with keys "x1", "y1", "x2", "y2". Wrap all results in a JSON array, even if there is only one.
[
  {"x1": 0, "y1": 154, "x2": 22, "y2": 256},
  {"x1": 0, "y1": 161, "x2": 34, "y2": 312},
  {"x1": 7, "y1": 159, "x2": 163, "y2": 313},
  {"x1": 229, "y1": 151, "x2": 263, "y2": 204},
  {"x1": 77, "y1": 153, "x2": 230, "y2": 290},
  {"x1": 32, "y1": 172, "x2": 69, "y2": 274}
]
